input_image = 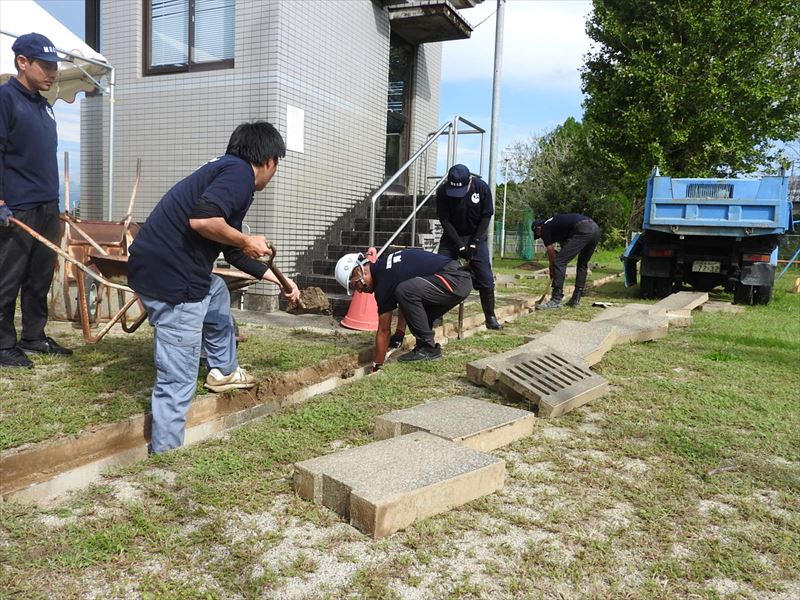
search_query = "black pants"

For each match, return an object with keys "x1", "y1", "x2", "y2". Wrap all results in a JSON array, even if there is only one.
[
  {"x1": 553, "y1": 220, "x2": 601, "y2": 290},
  {"x1": 438, "y1": 235, "x2": 494, "y2": 290},
  {"x1": 395, "y1": 261, "x2": 473, "y2": 349},
  {"x1": 0, "y1": 202, "x2": 60, "y2": 349}
]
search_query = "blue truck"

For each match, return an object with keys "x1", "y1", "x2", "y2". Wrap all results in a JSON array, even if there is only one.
[{"x1": 622, "y1": 169, "x2": 794, "y2": 305}]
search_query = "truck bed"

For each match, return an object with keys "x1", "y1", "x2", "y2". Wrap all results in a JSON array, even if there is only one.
[{"x1": 644, "y1": 175, "x2": 791, "y2": 237}]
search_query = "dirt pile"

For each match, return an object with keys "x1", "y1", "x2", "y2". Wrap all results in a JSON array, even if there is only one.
[{"x1": 287, "y1": 287, "x2": 332, "y2": 315}]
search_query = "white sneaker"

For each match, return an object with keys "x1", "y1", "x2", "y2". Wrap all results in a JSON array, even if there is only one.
[{"x1": 204, "y1": 367, "x2": 257, "y2": 393}]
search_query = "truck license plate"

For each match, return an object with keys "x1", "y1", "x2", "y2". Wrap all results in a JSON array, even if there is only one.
[{"x1": 692, "y1": 261, "x2": 720, "y2": 273}]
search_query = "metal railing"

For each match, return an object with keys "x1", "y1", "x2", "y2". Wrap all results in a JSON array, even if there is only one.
[{"x1": 369, "y1": 115, "x2": 486, "y2": 255}]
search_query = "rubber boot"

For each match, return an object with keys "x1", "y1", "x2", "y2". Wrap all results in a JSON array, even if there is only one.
[
  {"x1": 565, "y1": 287, "x2": 583, "y2": 308},
  {"x1": 537, "y1": 287, "x2": 563, "y2": 310},
  {"x1": 479, "y1": 289, "x2": 502, "y2": 330}
]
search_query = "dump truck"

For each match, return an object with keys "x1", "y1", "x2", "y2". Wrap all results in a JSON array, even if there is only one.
[{"x1": 622, "y1": 168, "x2": 794, "y2": 305}]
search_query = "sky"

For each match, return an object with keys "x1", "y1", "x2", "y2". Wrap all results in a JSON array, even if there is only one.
[{"x1": 29, "y1": 0, "x2": 593, "y2": 201}]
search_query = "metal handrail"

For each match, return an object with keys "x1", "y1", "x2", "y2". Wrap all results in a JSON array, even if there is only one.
[{"x1": 369, "y1": 115, "x2": 486, "y2": 253}]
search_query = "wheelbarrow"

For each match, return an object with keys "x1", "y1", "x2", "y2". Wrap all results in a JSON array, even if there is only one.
[{"x1": 10, "y1": 215, "x2": 293, "y2": 344}]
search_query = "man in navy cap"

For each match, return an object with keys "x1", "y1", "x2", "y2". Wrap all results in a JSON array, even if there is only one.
[
  {"x1": 533, "y1": 214, "x2": 601, "y2": 309},
  {"x1": 434, "y1": 163, "x2": 502, "y2": 330},
  {"x1": 0, "y1": 32, "x2": 72, "y2": 368}
]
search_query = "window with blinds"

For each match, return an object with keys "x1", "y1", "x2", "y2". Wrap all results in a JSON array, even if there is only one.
[{"x1": 146, "y1": 0, "x2": 234, "y2": 74}]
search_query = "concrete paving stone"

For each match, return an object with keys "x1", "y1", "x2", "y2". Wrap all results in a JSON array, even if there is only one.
[
  {"x1": 496, "y1": 351, "x2": 609, "y2": 418},
  {"x1": 522, "y1": 320, "x2": 619, "y2": 367},
  {"x1": 601, "y1": 311, "x2": 670, "y2": 344},
  {"x1": 699, "y1": 301, "x2": 745, "y2": 314},
  {"x1": 374, "y1": 396, "x2": 535, "y2": 452},
  {"x1": 591, "y1": 303, "x2": 662, "y2": 322},
  {"x1": 652, "y1": 291, "x2": 709, "y2": 312},
  {"x1": 293, "y1": 432, "x2": 505, "y2": 539}
]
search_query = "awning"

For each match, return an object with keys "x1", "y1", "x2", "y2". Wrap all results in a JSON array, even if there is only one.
[{"x1": 1, "y1": 0, "x2": 111, "y2": 104}]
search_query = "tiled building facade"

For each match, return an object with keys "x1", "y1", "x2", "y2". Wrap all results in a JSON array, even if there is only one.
[{"x1": 81, "y1": 0, "x2": 479, "y2": 310}]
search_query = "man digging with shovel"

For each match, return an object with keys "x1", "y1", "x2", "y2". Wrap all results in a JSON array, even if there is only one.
[
  {"x1": 128, "y1": 121, "x2": 300, "y2": 454},
  {"x1": 335, "y1": 248, "x2": 472, "y2": 371}
]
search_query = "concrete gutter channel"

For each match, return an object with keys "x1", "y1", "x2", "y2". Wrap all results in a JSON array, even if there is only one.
[{"x1": 0, "y1": 293, "x2": 548, "y2": 505}]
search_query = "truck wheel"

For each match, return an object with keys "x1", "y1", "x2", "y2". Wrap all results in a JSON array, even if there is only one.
[
  {"x1": 655, "y1": 277, "x2": 673, "y2": 298},
  {"x1": 734, "y1": 283, "x2": 754, "y2": 305},
  {"x1": 754, "y1": 285, "x2": 773, "y2": 305},
  {"x1": 640, "y1": 276, "x2": 656, "y2": 299}
]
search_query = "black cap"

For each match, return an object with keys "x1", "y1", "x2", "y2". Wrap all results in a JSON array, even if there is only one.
[
  {"x1": 444, "y1": 164, "x2": 471, "y2": 198},
  {"x1": 11, "y1": 33, "x2": 63, "y2": 64}
]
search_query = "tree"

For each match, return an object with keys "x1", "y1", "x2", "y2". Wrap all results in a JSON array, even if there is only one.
[
  {"x1": 503, "y1": 118, "x2": 630, "y2": 242},
  {"x1": 582, "y1": 0, "x2": 800, "y2": 192}
]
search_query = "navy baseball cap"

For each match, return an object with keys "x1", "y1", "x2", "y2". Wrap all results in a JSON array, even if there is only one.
[
  {"x1": 12, "y1": 33, "x2": 63, "y2": 63},
  {"x1": 444, "y1": 164, "x2": 471, "y2": 198}
]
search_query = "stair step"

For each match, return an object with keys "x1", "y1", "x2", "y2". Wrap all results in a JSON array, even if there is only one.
[
  {"x1": 353, "y1": 217, "x2": 437, "y2": 232},
  {"x1": 342, "y1": 231, "x2": 414, "y2": 246}
]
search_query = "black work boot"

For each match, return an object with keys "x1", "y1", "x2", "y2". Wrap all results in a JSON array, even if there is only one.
[
  {"x1": 479, "y1": 288, "x2": 502, "y2": 330},
  {"x1": 0, "y1": 346, "x2": 34, "y2": 368},
  {"x1": 537, "y1": 287, "x2": 564, "y2": 310},
  {"x1": 565, "y1": 287, "x2": 583, "y2": 308},
  {"x1": 398, "y1": 343, "x2": 442, "y2": 362}
]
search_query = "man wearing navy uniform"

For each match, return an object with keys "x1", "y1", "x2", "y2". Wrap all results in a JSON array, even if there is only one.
[
  {"x1": 533, "y1": 213, "x2": 601, "y2": 309},
  {"x1": 334, "y1": 248, "x2": 472, "y2": 368},
  {"x1": 435, "y1": 163, "x2": 502, "y2": 329},
  {"x1": 0, "y1": 33, "x2": 73, "y2": 368},
  {"x1": 128, "y1": 121, "x2": 300, "y2": 454}
]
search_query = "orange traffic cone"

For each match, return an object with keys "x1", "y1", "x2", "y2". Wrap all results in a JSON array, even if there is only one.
[{"x1": 340, "y1": 289, "x2": 379, "y2": 330}]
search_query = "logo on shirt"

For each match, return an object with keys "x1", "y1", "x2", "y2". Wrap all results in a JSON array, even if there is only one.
[
  {"x1": 385, "y1": 252, "x2": 402, "y2": 269},
  {"x1": 471, "y1": 192, "x2": 480, "y2": 204}
]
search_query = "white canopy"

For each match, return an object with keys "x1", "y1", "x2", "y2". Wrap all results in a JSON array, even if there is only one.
[{"x1": 1, "y1": 0, "x2": 112, "y2": 104}]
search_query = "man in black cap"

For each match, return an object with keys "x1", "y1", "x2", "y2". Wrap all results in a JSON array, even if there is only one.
[
  {"x1": 435, "y1": 163, "x2": 502, "y2": 329},
  {"x1": 0, "y1": 33, "x2": 72, "y2": 368},
  {"x1": 533, "y1": 214, "x2": 601, "y2": 309}
]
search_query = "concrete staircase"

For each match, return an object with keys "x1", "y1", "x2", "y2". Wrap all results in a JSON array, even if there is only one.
[{"x1": 294, "y1": 194, "x2": 441, "y2": 316}]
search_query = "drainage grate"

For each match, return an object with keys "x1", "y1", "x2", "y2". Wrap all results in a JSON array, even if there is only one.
[{"x1": 497, "y1": 351, "x2": 609, "y2": 418}]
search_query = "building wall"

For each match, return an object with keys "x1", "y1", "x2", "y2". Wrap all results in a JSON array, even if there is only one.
[{"x1": 81, "y1": 0, "x2": 443, "y2": 309}]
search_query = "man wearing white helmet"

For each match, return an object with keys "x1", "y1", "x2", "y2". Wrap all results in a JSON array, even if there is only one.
[{"x1": 335, "y1": 248, "x2": 472, "y2": 368}]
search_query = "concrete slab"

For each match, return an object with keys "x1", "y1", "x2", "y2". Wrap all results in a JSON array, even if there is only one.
[
  {"x1": 699, "y1": 301, "x2": 745, "y2": 314},
  {"x1": 652, "y1": 291, "x2": 708, "y2": 312},
  {"x1": 601, "y1": 311, "x2": 670, "y2": 344},
  {"x1": 374, "y1": 396, "x2": 534, "y2": 451},
  {"x1": 522, "y1": 320, "x2": 619, "y2": 367},
  {"x1": 496, "y1": 351, "x2": 609, "y2": 418},
  {"x1": 293, "y1": 432, "x2": 505, "y2": 539},
  {"x1": 591, "y1": 303, "x2": 658, "y2": 322}
]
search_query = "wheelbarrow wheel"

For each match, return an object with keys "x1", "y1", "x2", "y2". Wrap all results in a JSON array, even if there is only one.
[{"x1": 83, "y1": 270, "x2": 101, "y2": 324}]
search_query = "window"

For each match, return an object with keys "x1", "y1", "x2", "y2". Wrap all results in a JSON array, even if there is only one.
[{"x1": 145, "y1": 0, "x2": 235, "y2": 74}]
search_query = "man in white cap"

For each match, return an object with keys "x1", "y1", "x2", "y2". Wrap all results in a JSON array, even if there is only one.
[
  {"x1": 0, "y1": 33, "x2": 72, "y2": 368},
  {"x1": 335, "y1": 248, "x2": 472, "y2": 370}
]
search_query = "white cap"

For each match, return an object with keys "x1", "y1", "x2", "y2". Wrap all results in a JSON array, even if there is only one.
[{"x1": 334, "y1": 252, "x2": 365, "y2": 296}]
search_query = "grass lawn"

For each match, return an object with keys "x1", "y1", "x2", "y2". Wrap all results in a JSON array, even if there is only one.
[{"x1": 0, "y1": 254, "x2": 798, "y2": 599}]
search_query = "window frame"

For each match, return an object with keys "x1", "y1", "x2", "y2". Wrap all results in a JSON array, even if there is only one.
[{"x1": 143, "y1": 0, "x2": 235, "y2": 76}]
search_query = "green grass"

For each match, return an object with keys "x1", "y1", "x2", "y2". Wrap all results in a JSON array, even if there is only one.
[
  {"x1": 1, "y1": 260, "x2": 799, "y2": 598},
  {"x1": 0, "y1": 325, "x2": 371, "y2": 450}
]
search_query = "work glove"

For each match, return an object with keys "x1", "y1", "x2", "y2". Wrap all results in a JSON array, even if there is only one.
[
  {"x1": 389, "y1": 331, "x2": 405, "y2": 349},
  {"x1": 0, "y1": 203, "x2": 12, "y2": 227}
]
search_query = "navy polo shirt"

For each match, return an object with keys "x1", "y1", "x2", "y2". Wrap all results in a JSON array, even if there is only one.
[
  {"x1": 371, "y1": 248, "x2": 453, "y2": 314},
  {"x1": 128, "y1": 155, "x2": 256, "y2": 304},
  {"x1": 0, "y1": 77, "x2": 59, "y2": 210},
  {"x1": 539, "y1": 214, "x2": 591, "y2": 246},
  {"x1": 436, "y1": 176, "x2": 493, "y2": 238}
]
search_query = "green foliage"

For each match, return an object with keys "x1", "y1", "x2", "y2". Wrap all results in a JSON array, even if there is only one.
[
  {"x1": 503, "y1": 118, "x2": 631, "y2": 240},
  {"x1": 582, "y1": 0, "x2": 800, "y2": 193}
]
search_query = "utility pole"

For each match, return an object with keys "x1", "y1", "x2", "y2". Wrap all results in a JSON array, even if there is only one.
[{"x1": 486, "y1": 0, "x2": 505, "y2": 262}]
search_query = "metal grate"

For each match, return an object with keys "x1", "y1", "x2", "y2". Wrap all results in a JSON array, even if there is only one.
[
  {"x1": 497, "y1": 351, "x2": 609, "y2": 417},
  {"x1": 686, "y1": 183, "x2": 733, "y2": 199}
]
